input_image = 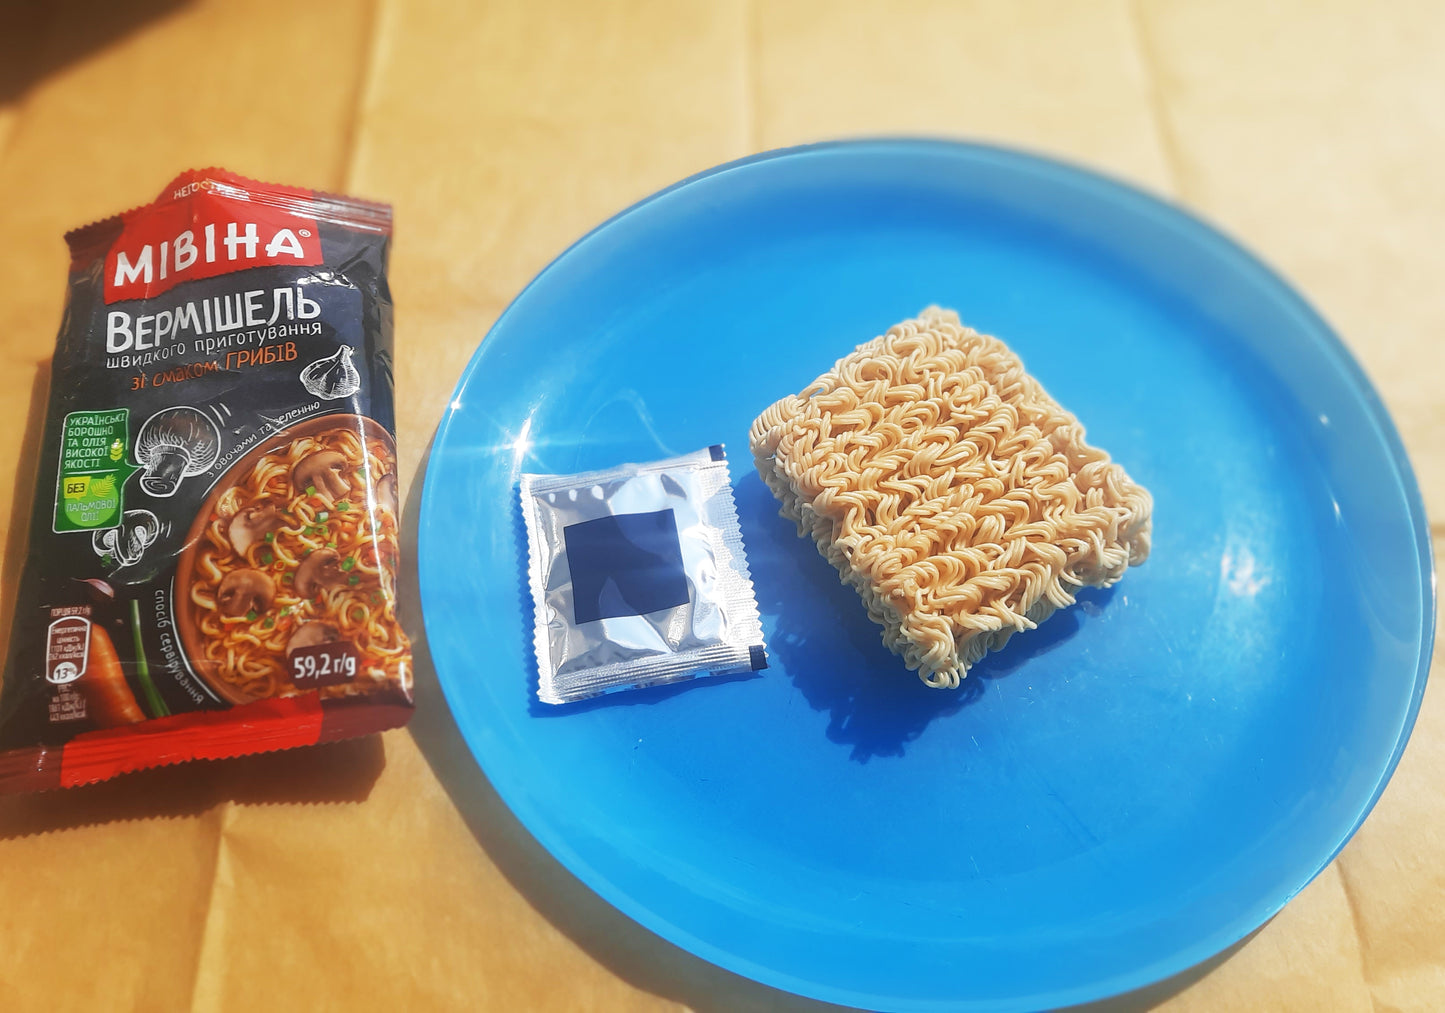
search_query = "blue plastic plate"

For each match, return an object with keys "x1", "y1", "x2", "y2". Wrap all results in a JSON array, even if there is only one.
[{"x1": 418, "y1": 140, "x2": 1434, "y2": 1012}]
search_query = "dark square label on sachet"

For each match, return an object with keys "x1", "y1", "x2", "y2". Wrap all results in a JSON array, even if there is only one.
[{"x1": 563, "y1": 508, "x2": 689, "y2": 624}]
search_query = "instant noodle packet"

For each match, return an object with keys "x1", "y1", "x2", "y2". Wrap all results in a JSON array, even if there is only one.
[
  {"x1": 520, "y1": 446, "x2": 767, "y2": 704},
  {"x1": 0, "y1": 170, "x2": 413, "y2": 792}
]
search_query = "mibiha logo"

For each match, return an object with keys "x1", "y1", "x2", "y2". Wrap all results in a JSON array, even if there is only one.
[{"x1": 103, "y1": 176, "x2": 323, "y2": 304}]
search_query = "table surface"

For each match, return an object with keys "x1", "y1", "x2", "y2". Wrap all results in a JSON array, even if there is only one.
[{"x1": 1, "y1": 2, "x2": 1441, "y2": 1010}]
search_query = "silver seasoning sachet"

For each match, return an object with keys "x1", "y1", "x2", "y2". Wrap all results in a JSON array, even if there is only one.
[{"x1": 520, "y1": 446, "x2": 767, "y2": 704}]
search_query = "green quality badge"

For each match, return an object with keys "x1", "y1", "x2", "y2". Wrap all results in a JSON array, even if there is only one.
[{"x1": 53, "y1": 409, "x2": 142, "y2": 533}]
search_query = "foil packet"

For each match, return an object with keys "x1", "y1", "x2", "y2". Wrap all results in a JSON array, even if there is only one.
[{"x1": 520, "y1": 446, "x2": 767, "y2": 704}]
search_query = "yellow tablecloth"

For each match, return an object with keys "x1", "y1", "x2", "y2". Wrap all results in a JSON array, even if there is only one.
[{"x1": 1, "y1": 2, "x2": 1440, "y2": 1009}]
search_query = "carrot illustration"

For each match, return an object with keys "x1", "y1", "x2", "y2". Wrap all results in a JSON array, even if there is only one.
[{"x1": 77, "y1": 623, "x2": 146, "y2": 727}]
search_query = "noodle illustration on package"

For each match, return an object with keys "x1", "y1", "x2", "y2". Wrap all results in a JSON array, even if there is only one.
[{"x1": 0, "y1": 170, "x2": 413, "y2": 792}]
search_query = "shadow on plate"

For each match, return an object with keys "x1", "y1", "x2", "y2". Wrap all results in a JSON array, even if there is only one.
[
  {"x1": 405, "y1": 447, "x2": 1221, "y2": 1011},
  {"x1": 504, "y1": 468, "x2": 1105, "y2": 735},
  {"x1": 735, "y1": 471, "x2": 1114, "y2": 762}
]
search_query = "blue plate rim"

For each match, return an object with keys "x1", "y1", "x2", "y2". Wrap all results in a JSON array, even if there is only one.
[{"x1": 418, "y1": 137, "x2": 1437, "y2": 1011}]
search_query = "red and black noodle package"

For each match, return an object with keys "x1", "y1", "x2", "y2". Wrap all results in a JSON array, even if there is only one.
[{"x1": 0, "y1": 170, "x2": 413, "y2": 792}]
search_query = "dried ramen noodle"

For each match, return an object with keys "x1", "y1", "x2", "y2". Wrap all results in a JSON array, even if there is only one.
[{"x1": 749, "y1": 307, "x2": 1152, "y2": 687}]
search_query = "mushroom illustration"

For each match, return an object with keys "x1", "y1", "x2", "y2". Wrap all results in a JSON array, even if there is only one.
[
  {"x1": 374, "y1": 472, "x2": 398, "y2": 516},
  {"x1": 286, "y1": 622, "x2": 341, "y2": 656},
  {"x1": 91, "y1": 528, "x2": 120, "y2": 562},
  {"x1": 293, "y1": 548, "x2": 347, "y2": 598},
  {"x1": 292, "y1": 450, "x2": 350, "y2": 500},
  {"x1": 91, "y1": 509, "x2": 161, "y2": 566},
  {"x1": 134, "y1": 407, "x2": 221, "y2": 498},
  {"x1": 216, "y1": 568, "x2": 276, "y2": 618},
  {"x1": 227, "y1": 503, "x2": 285, "y2": 556}
]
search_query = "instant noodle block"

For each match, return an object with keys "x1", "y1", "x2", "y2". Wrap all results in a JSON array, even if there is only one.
[
  {"x1": 748, "y1": 307, "x2": 1152, "y2": 687},
  {"x1": 0, "y1": 170, "x2": 413, "y2": 792}
]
